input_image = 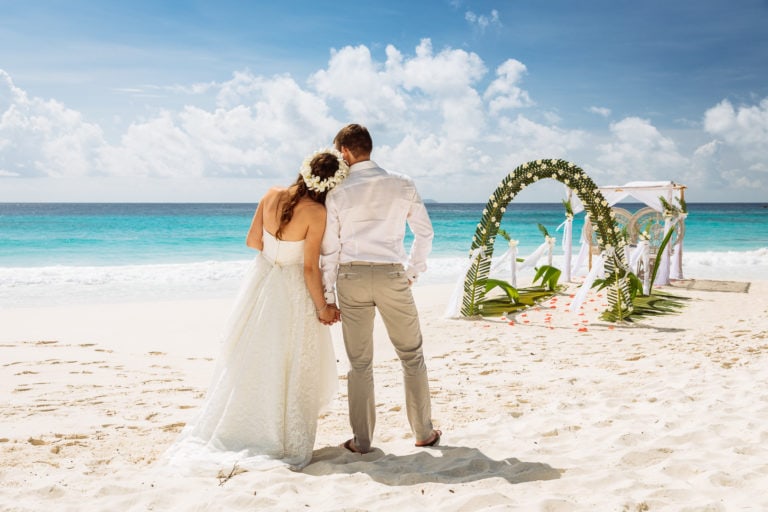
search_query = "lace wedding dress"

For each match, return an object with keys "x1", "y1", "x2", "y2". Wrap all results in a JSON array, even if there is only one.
[{"x1": 162, "y1": 230, "x2": 338, "y2": 472}]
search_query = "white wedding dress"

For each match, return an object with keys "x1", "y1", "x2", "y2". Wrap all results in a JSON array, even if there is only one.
[{"x1": 162, "y1": 230, "x2": 338, "y2": 472}]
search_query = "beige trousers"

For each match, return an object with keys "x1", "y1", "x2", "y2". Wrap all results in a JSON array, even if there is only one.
[{"x1": 336, "y1": 262, "x2": 434, "y2": 452}]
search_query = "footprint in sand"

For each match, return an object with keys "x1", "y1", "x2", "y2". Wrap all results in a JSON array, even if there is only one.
[{"x1": 620, "y1": 447, "x2": 674, "y2": 467}]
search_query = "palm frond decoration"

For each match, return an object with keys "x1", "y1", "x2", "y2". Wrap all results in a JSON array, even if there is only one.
[
  {"x1": 600, "y1": 290, "x2": 689, "y2": 322},
  {"x1": 562, "y1": 198, "x2": 574, "y2": 218},
  {"x1": 475, "y1": 266, "x2": 563, "y2": 317}
]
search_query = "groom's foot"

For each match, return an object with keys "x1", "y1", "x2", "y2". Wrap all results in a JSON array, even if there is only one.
[
  {"x1": 415, "y1": 429, "x2": 442, "y2": 447},
  {"x1": 341, "y1": 438, "x2": 368, "y2": 454}
]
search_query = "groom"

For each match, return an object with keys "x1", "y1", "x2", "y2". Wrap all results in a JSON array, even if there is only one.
[{"x1": 320, "y1": 123, "x2": 441, "y2": 454}]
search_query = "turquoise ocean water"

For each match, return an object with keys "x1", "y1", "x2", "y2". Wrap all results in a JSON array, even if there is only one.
[{"x1": 1, "y1": 202, "x2": 767, "y2": 306}]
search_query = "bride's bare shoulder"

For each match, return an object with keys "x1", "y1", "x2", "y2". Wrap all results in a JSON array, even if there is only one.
[
  {"x1": 262, "y1": 186, "x2": 288, "y2": 200},
  {"x1": 293, "y1": 198, "x2": 326, "y2": 224}
]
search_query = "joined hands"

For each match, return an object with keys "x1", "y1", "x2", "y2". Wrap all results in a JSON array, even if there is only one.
[{"x1": 318, "y1": 303, "x2": 341, "y2": 325}]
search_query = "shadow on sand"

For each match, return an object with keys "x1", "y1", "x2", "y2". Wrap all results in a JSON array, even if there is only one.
[{"x1": 303, "y1": 445, "x2": 561, "y2": 486}]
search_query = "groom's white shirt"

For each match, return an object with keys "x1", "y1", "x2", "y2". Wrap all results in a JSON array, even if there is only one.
[{"x1": 320, "y1": 160, "x2": 434, "y2": 303}]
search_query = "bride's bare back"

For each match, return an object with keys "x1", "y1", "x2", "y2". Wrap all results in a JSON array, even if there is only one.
[
  {"x1": 244, "y1": 185, "x2": 333, "y2": 324},
  {"x1": 259, "y1": 186, "x2": 326, "y2": 241}
]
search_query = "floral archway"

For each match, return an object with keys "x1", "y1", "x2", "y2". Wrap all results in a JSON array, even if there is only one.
[{"x1": 460, "y1": 159, "x2": 633, "y2": 318}]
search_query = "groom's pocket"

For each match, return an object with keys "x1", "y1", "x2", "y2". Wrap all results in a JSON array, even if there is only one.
[{"x1": 338, "y1": 271, "x2": 361, "y2": 281}]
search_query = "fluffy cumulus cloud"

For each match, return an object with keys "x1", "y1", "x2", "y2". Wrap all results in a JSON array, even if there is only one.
[
  {"x1": 312, "y1": 39, "x2": 489, "y2": 142},
  {"x1": 0, "y1": 70, "x2": 105, "y2": 177},
  {"x1": 594, "y1": 117, "x2": 688, "y2": 183},
  {"x1": 702, "y1": 98, "x2": 768, "y2": 189},
  {"x1": 484, "y1": 59, "x2": 533, "y2": 115},
  {"x1": 1, "y1": 44, "x2": 767, "y2": 201}
]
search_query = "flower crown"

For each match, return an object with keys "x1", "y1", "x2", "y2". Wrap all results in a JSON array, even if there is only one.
[{"x1": 299, "y1": 148, "x2": 349, "y2": 193}]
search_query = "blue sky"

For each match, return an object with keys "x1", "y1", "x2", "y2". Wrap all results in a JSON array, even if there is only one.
[{"x1": 1, "y1": 0, "x2": 767, "y2": 202}]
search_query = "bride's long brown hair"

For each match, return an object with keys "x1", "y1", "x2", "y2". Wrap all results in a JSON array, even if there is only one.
[{"x1": 275, "y1": 152, "x2": 340, "y2": 240}]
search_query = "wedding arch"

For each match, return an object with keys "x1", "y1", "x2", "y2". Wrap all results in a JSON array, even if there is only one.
[{"x1": 460, "y1": 159, "x2": 633, "y2": 318}]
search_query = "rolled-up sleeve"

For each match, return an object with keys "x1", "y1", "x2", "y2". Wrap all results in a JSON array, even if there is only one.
[{"x1": 405, "y1": 189, "x2": 434, "y2": 281}]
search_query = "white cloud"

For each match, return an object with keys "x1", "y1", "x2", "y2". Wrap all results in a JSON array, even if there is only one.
[
  {"x1": 595, "y1": 117, "x2": 688, "y2": 182},
  {"x1": 704, "y1": 98, "x2": 768, "y2": 150},
  {"x1": 2, "y1": 50, "x2": 768, "y2": 202},
  {"x1": 0, "y1": 70, "x2": 105, "y2": 178},
  {"x1": 465, "y1": 9, "x2": 501, "y2": 32},
  {"x1": 97, "y1": 112, "x2": 203, "y2": 178},
  {"x1": 495, "y1": 114, "x2": 585, "y2": 155},
  {"x1": 703, "y1": 98, "x2": 768, "y2": 175},
  {"x1": 484, "y1": 59, "x2": 533, "y2": 115},
  {"x1": 309, "y1": 44, "x2": 408, "y2": 125},
  {"x1": 588, "y1": 106, "x2": 611, "y2": 117},
  {"x1": 311, "y1": 39, "x2": 488, "y2": 140}
]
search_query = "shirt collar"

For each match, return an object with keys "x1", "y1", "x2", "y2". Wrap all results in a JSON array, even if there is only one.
[{"x1": 349, "y1": 160, "x2": 378, "y2": 172}]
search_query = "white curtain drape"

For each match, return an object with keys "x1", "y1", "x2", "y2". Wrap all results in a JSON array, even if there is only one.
[
  {"x1": 569, "y1": 253, "x2": 605, "y2": 313},
  {"x1": 444, "y1": 247, "x2": 485, "y2": 318},
  {"x1": 562, "y1": 216, "x2": 573, "y2": 282}
]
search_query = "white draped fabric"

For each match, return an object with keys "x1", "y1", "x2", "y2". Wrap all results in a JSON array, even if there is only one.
[
  {"x1": 562, "y1": 181, "x2": 685, "y2": 285},
  {"x1": 656, "y1": 217, "x2": 673, "y2": 285},
  {"x1": 569, "y1": 181, "x2": 679, "y2": 216},
  {"x1": 671, "y1": 213, "x2": 687, "y2": 280},
  {"x1": 562, "y1": 217, "x2": 573, "y2": 282},
  {"x1": 569, "y1": 253, "x2": 604, "y2": 313},
  {"x1": 627, "y1": 240, "x2": 652, "y2": 295},
  {"x1": 444, "y1": 247, "x2": 485, "y2": 318},
  {"x1": 518, "y1": 237, "x2": 556, "y2": 272}
]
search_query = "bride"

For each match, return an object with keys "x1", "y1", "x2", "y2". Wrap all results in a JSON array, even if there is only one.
[{"x1": 162, "y1": 149, "x2": 348, "y2": 472}]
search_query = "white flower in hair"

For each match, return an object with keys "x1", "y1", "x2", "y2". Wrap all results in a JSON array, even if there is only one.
[{"x1": 299, "y1": 148, "x2": 350, "y2": 193}]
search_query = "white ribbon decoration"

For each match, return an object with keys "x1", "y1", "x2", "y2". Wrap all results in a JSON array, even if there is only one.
[
  {"x1": 562, "y1": 216, "x2": 573, "y2": 282},
  {"x1": 569, "y1": 253, "x2": 605, "y2": 313},
  {"x1": 655, "y1": 217, "x2": 673, "y2": 285},
  {"x1": 489, "y1": 239, "x2": 519, "y2": 287},
  {"x1": 630, "y1": 240, "x2": 651, "y2": 295},
  {"x1": 546, "y1": 235, "x2": 556, "y2": 266},
  {"x1": 509, "y1": 240, "x2": 518, "y2": 288},
  {"x1": 444, "y1": 246, "x2": 486, "y2": 318},
  {"x1": 519, "y1": 239, "x2": 553, "y2": 271},
  {"x1": 671, "y1": 213, "x2": 687, "y2": 280}
]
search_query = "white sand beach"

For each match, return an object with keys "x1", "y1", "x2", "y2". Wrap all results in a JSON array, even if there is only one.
[{"x1": 2, "y1": 280, "x2": 767, "y2": 511}]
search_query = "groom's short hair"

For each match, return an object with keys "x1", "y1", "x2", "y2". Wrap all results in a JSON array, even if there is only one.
[{"x1": 334, "y1": 124, "x2": 373, "y2": 156}]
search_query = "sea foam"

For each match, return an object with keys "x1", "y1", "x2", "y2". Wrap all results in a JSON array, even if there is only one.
[{"x1": 2, "y1": 248, "x2": 766, "y2": 308}]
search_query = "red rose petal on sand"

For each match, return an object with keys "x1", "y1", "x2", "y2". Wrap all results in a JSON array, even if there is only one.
[{"x1": 578, "y1": 327, "x2": 588, "y2": 332}]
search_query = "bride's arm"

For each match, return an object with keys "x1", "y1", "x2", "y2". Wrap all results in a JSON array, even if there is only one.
[
  {"x1": 245, "y1": 195, "x2": 267, "y2": 251},
  {"x1": 303, "y1": 205, "x2": 335, "y2": 322}
]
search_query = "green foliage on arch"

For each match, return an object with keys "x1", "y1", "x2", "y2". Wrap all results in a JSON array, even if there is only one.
[{"x1": 460, "y1": 159, "x2": 633, "y2": 320}]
